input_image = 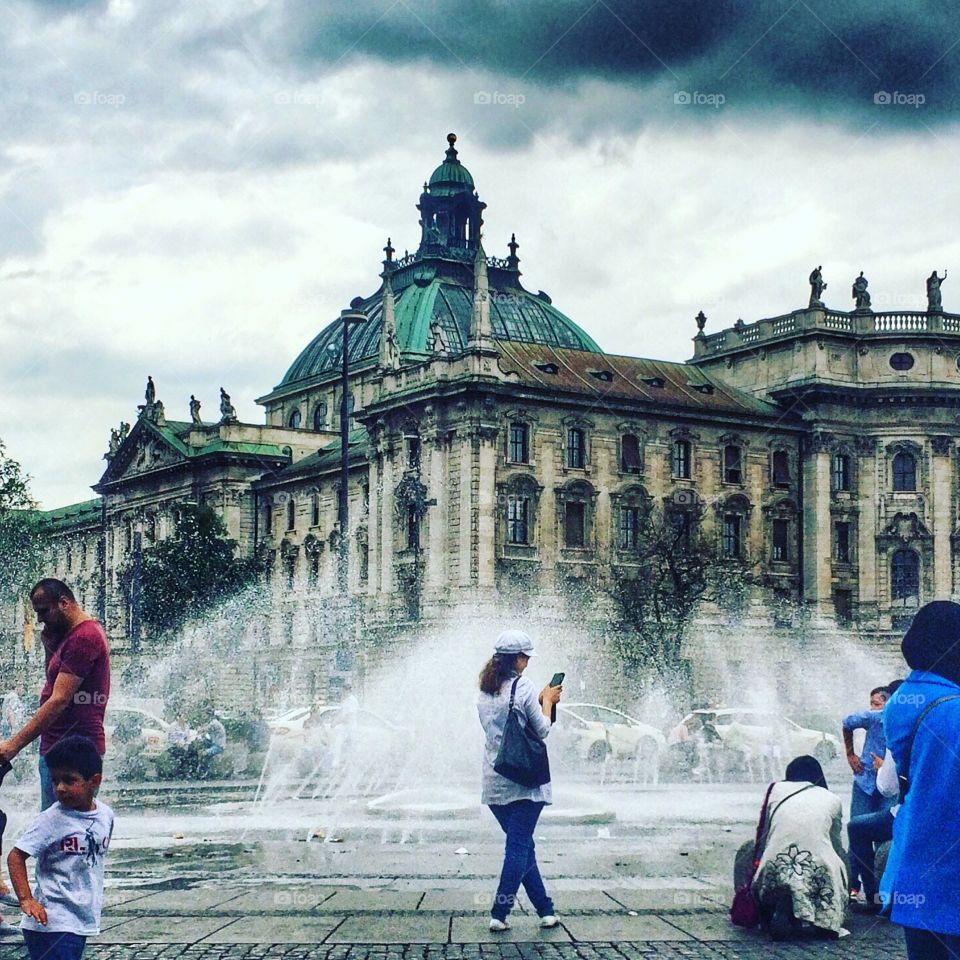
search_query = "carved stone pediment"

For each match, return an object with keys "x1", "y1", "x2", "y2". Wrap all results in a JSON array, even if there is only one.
[{"x1": 880, "y1": 512, "x2": 931, "y2": 543}]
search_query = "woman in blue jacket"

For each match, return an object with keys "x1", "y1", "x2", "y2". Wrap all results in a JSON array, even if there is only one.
[{"x1": 880, "y1": 601, "x2": 960, "y2": 960}]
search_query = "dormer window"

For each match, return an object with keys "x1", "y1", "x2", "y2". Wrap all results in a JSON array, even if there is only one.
[
  {"x1": 534, "y1": 362, "x2": 560, "y2": 375},
  {"x1": 642, "y1": 377, "x2": 665, "y2": 388},
  {"x1": 588, "y1": 369, "x2": 613, "y2": 382},
  {"x1": 692, "y1": 383, "x2": 715, "y2": 395}
]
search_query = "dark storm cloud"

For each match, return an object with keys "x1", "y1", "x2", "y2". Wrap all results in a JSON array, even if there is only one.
[{"x1": 280, "y1": 0, "x2": 960, "y2": 123}]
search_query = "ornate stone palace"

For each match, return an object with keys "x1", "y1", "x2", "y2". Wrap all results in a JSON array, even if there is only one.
[{"x1": 11, "y1": 134, "x2": 960, "y2": 691}]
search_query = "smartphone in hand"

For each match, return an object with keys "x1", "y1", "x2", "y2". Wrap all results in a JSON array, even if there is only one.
[{"x1": 549, "y1": 672, "x2": 564, "y2": 723}]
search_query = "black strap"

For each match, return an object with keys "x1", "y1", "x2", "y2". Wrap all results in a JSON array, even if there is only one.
[
  {"x1": 899, "y1": 694, "x2": 960, "y2": 802},
  {"x1": 764, "y1": 783, "x2": 815, "y2": 838},
  {"x1": 507, "y1": 676, "x2": 520, "y2": 711}
]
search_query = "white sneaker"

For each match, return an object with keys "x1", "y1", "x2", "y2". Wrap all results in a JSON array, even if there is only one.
[
  {"x1": 489, "y1": 918, "x2": 510, "y2": 932},
  {"x1": 540, "y1": 915, "x2": 559, "y2": 928}
]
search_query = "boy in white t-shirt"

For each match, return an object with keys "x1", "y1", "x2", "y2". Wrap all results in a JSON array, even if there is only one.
[{"x1": 6, "y1": 735, "x2": 114, "y2": 960}]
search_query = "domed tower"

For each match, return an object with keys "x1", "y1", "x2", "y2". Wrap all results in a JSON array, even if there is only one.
[{"x1": 416, "y1": 133, "x2": 485, "y2": 258}]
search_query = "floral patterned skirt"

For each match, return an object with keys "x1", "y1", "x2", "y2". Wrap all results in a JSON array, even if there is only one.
[{"x1": 754, "y1": 842, "x2": 847, "y2": 933}]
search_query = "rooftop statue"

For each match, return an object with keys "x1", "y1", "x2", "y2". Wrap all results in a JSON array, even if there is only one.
[
  {"x1": 190, "y1": 394, "x2": 202, "y2": 424},
  {"x1": 809, "y1": 265, "x2": 827, "y2": 306},
  {"x1": 219, "y1": 387, "x2": 238, "y2": 424},
  {"x1": 927, "y1": 269, "x2": 947, "y2": 312},
  {"x1": 852, "y1": 271, "x2": 871, "y2": 310},
  {"x1": 145, "y1": 375, "x2": 156, "y2": 405}
]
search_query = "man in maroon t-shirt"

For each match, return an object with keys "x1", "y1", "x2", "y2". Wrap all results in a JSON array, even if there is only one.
[{"x1": 0, "y1": 578, "x2": 110, "y2": 809}]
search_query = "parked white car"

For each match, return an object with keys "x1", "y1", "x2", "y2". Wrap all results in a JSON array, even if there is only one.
[
  {"x1": 104, "y1": 706, "x2": 170, "y2": 759},
  {"x1": 674, "y1": 708, "x2": 841, "y2": 764},
  {"x1": 265, "y1": 706, "x2": 314, "y2": 736},
  {"x1": 554, "y1": 703, "x2": 666, "y2": 763}
]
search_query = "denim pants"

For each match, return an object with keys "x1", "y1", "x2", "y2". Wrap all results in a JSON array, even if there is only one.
[
  {"x1": 904, "y1": 927, "x2": 960, "y2": 960},
  {"x1": 38, "y1": 754, "x2": 56, "y2": 811},
  {"x1": 847, "y1": 808, "x2": 894, "y2": 903},
  {"x1": 848, "y1": 784, "x2": 893, "y2": 891},
  {"x1": 488, "y1": 800, "x2": 555, "y2": 921},
  {"x1": 22, "y1": 930, "x2": 87, "y2": 960}
]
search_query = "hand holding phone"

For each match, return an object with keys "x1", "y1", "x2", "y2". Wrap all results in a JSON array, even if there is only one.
[{"x1": 550, "y1": 672, "x2": 565, "y2": 688}]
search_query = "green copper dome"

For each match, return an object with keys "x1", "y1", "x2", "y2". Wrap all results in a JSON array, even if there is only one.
[
  {"x1": 427, "y1": 133, "x2": 475, "y2": 196},
  {"x1": 276, "y1": 271, "x2": 602, "y2": 388}
]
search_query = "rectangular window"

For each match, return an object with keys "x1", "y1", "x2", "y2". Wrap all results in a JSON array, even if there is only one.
[
  {"x1": 619, "y1": 506, "x2": 640, "y2": 550},
  {"x1": 724, "y1": 445, "x2": 742, "y2": 484},
  {"x1": 772, "y1": 450, "x2": 791, "y2": 485},
  {"x1": 507, "y1": 497, "x2": 530, "y2": 544},
  {"x1": 567, "y1": 428, "x2": 585, "y2": 469},
  {"x1": 831, "y1": 453, "x2": 850, "y2": 492},
  {"x1": 564, "y1": 501, "x2": 585, "y2": 547},
  {"x1": 309, "y1": 552, "x2": 320, "y2": 586},
  {"x1": 284, "y1": 554, "x2": 296, "y2": 590},
  {"x1": 311, "y1": 496, "x2": 320, "y2": 527},
  {"x1": 286, "y1": 498, "x2": 296, "y2": 531},
  {"x1": 721, "y1": 514, "x2": 741, "y2": 558},
  {"x1": 621, "y1": 435, "x2": 641, "y2": 474},
  {"x1": 265, "y1": 502, "x2": 273, "y2": 534},
  {"x1": 509, "y1": 423, "x2": 530, "y2": 463},
  {"x1": 407, "y1": 506, "x2": 420, "y2": 550},
  {"x1": 834, "y1": 589, "x2": 853, "y2": 625},
  {"x1": 672, "y1": 440, "x2": 691, "y2": 479},
  {"x1": 407, "y1": 437, "x2": 421, "y2": 470},
  {"x1": 670, "y1": 510, "x2": 691, "y2": 545},
  {"x1": 835, "y1": 521, "x2": 851, "y2": 563},
  {"x1": 772, "y1": 518, "x2": 789, "y2": 562}
]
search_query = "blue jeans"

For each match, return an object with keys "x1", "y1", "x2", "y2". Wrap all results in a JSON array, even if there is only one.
[
  {"x1": 904, "y1": 927, "x2": 960, "y2": 960},
  {"x1": 488, "y1": 800, "x2": 554, "y2": 921},
  {"x1": 848, "y1": 784, "x2": 893, "y2": 891},
  {"x1": 22, "y1": 930, "x2": 87, "y2": 960},
  {"x1": 847, "y1": 808, "x2": 894, "y2": 903},
  {"x1": 38, "y1": 754, "x2": 56, "y2": 811}
]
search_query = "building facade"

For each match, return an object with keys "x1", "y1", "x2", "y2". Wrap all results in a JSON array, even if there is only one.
[{"x1": 8, "y1": 134, "x2": 960, "y2": 698}]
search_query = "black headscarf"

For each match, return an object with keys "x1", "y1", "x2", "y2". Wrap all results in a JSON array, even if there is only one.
[
  {"x1": 901, "y1": 601, "x2": 960, "y2": 685},
  {"x1": 784, "y1": 755, "x2": 828, "y2": 790}
]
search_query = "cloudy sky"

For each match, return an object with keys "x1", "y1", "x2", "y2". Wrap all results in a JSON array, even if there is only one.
[{"x1": 3, "y1": 0, "x2": 960, "y2": 508}]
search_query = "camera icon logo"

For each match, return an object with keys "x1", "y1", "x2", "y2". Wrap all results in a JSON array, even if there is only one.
[
  {"x1": 874, "y1": 90, "x2": 891, "y2": 105},
  {"x1": 674, "y1": 91, "x2": 692, "y2": 105},
  {"x1": 474, "y1": 91, "x2": 491, "y2": 105}
]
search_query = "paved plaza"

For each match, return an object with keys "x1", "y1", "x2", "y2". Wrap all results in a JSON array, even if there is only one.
[{"x1": 0, "y1": 880, "x2": 904, "y2": 957}]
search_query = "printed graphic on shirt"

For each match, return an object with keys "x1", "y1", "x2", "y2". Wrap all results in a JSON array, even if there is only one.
[{"x1": 59, "y1": 828, "x2": 109, "y2": 866}]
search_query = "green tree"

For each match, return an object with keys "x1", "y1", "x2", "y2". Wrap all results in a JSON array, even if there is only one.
[
  {"x1": 137, "y1": 503, "x2": 263, "y2": 637},
  {"x1": 0, "y1": 438, "x2": 44, "y2": 607},
  {"x1": 608, "y1": 507, "x2": 758, "y2": 685}
]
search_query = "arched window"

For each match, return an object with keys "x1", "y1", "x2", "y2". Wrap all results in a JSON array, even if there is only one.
[
  {"x1": 288, "y1": 409, "x2": 302, "y2": 429},
  {"x1": 313, "y1": 401, "x2": 328, "y2": 431},
  {"x1": 723, "y1": 445, "x2": 743, "y2": 484},
  {"x1": 892, "y1": 451, "x2": 917, "y2": 492},
  {"x1": 891, "y1": 549, "x2": 920, "y2": 606},
  {"x1": 831, "y1": 453, "x2": 851, "y2": 492},
  {"x1": 672, "y1": 439, "x2": 691, "y2": 479}
]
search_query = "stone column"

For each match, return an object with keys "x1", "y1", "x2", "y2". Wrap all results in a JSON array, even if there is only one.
[
  {"x1": 477, "y1": 427, "x2": 498, "y2": 588},
  {"x1": 931, "y1": 436, "x2": 953, "y2": 597},
  {"x1": 426, "y1": 432, "x2": 447, "y2": 589},
  {"x1": 802, "y1": 433, "x2": 833, "y2": 614},
  {"x1": 379, "y1": 443, "x2": 395, "y2": 597},
  {"x1": 459, "y1": 433, "x2": 474, "y2": 587},
  {"x1": 366, "y1": 452, "x2": 381, "y2": 597},
  {"x1": 855, "y1": 435, "x2": 878, "y2": 617}
]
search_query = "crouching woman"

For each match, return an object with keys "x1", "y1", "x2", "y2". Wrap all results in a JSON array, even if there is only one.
[
  {"x1": 753, "y1": 756, "x2": 848, "y2": 940},
  {"x1": 477, "y1": 630, "x2": 562, "y2": 933}
]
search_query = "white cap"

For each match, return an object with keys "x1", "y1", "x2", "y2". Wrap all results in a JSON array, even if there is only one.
[{"x1": 494, "y1": 629, "x2": 536, "y2": 657}]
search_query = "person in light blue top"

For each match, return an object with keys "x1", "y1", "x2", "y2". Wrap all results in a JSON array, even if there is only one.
[
  {"x1": 880, "y1": 601, "x2": 960, "y2": 960},
  {"x1": 841, "y1": 684, "x2": 892, "y2": 897},
  {"x1": 477, "y1": 630, "x2": 562, "y2": 933}
]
